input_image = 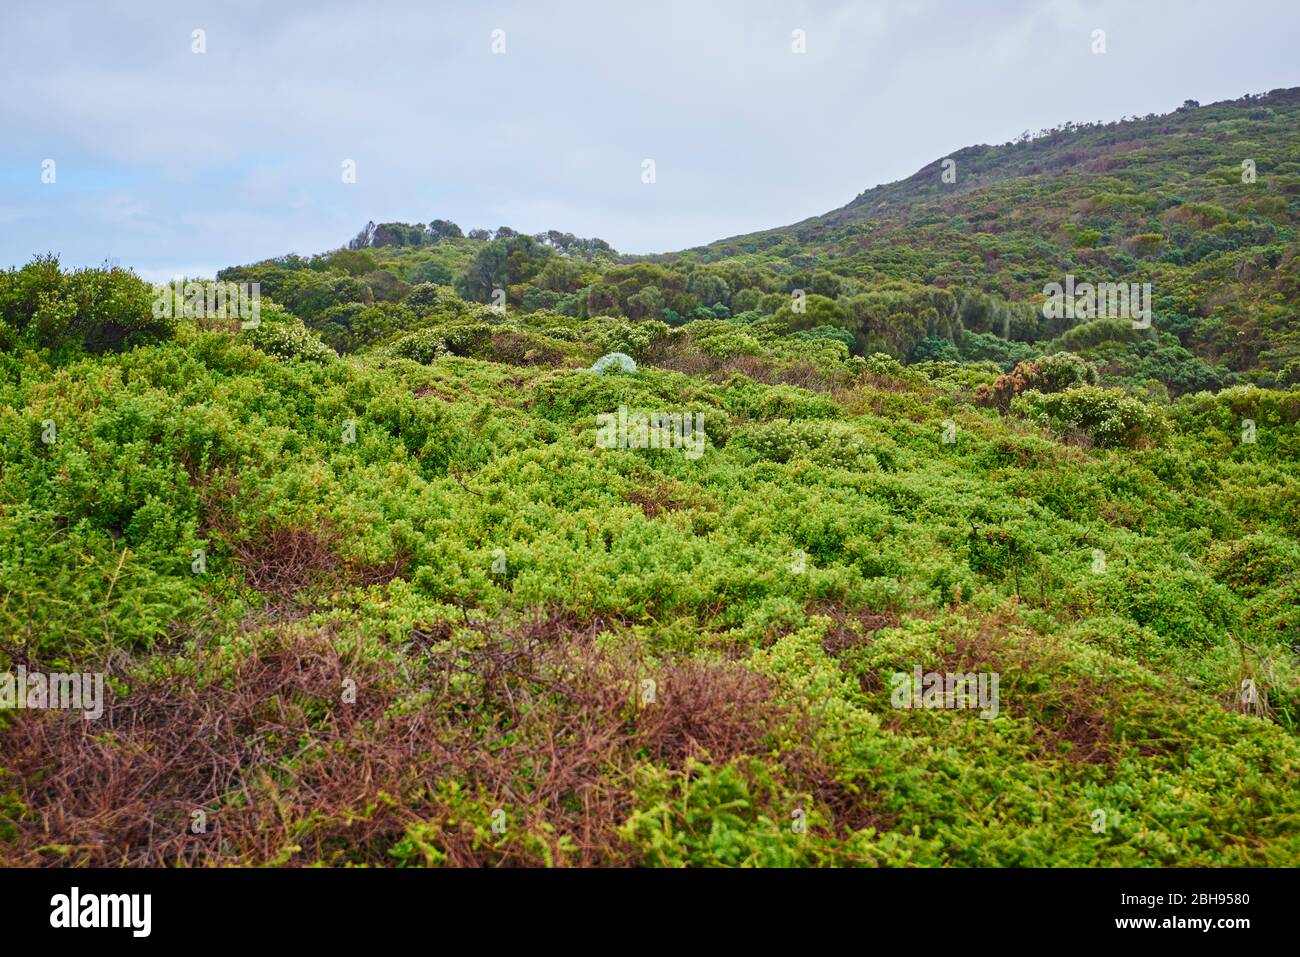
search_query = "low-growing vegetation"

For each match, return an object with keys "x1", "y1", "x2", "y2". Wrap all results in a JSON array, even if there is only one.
[{"x1": 2, "y1": 86, "x2": 1298, "y2": 868}]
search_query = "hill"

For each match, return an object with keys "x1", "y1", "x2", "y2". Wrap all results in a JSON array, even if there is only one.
[
  {"x1": 242, "y1": 87, "x2": 1300, "y2": 395},
  {"x1": 680, "y1": 87, "x2": 1300, "y2": 387},
  {"x1": 0, "y1": 87, "x2": 1298, "y2": 867}
]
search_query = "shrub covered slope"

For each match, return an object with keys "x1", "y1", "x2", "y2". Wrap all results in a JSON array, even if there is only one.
[{"x1": 1, "y1": 88, "x2": 1298, "y2": 867}]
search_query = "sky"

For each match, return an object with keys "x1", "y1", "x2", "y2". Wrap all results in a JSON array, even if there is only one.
[{"x1": 1, "y1": 0, "x2": 1297, "y2": 281}]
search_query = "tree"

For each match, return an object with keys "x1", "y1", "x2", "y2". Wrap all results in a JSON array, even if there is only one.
[
  {"x1": 427, "y1": 219, "x2": 464, "y2": 241},
  {"x1": 626, "y1": 285, "x2": 665, "y2": 321},
  {"x1": 536, "y1": 257, "x2": 589, "y2": 294},
  {"x1": 909, "y1": 336, "x2": 961, "y2": 363},
  {"x1": 370, "y1": 223, "x2": 426, "y2": 247},
  {"x1": 0, "y1": 256, "x2": 172, "y2": 355},
  {"x1": 586, "y1": 283, "x2": 621, "y2": 317},
  {"x1": 732, "y1": 288, "x2": 764, "y2": 313},
  {"x1": 407, "y1": 260, "x2": 453, "y2": 286},
  {"x1": 454, "y1": 235, "x2": 550, "y2": 303},
  {"x1": 686, "y1": 272, "x2": 731, "y2": 309},
  {"x1": 959, "y1": 289, "x2": 997, "y2": 334},
  {"x1": 323, "y1": 248, "x2": 376, "y2": 277},
  {"x1": 770, "y1": 294, "x2": 844, "y2": 334},
  {"x1": 348, "y1": 221, "x2": 377, "y2": 249},
  {"x1": 362, "y1": 270, "x2": 410, "y2": 303},
  {"x1": 795, "y1": 325, "x2": 856, "y2": 352}
]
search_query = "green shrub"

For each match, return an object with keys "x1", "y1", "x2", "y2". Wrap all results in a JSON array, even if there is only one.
[
  {"x1": 732, "y1": 419, "x2": 879, "y2": 471},
  {"x1": 693, "y1": 327, "x2": 764, "y2": 359},
  {"x1": 0, "y1": 256, "x2": 175, "y2": 356},
  {"x1": 405, "y1": 282, "x2": 455, "y2": 311},
  {"x1": 1034, "y1": 352, "x2": 1099, "y2": 391},
  {"x1": 957, "y1": 330, "x2": 1040, "y2": 370},
  {"x1": 243, "y1": 313, "x2": 335, "y2": 363},
  {"x1": 390, "y1": 328, "x2": 448, "y2": 364},
  {"x1": 432, "y1": 321, "x2": 493, "y2": 357},
  {"x1": 1013, "y1": 385, "x2": 1170, "y2": 448},
  {"x1": 908, "y1": 335, "x2": 961, "y2": 363},
  {"x1": 796, "y1": 325, "x2": 858, "y2": 353}
]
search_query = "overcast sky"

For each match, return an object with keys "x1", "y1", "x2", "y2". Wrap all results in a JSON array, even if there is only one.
[{"x1": 2, "y1": 0, "x2": 1296, "y2": 280}]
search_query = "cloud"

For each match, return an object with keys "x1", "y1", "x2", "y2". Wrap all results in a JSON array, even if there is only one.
[{"x1": 1, "y1": 0, "x2": 1296, "y2": 272}]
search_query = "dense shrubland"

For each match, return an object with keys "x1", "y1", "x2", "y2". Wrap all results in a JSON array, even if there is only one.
[
  {"x1": 1, "y1": 87, "x2": 1298, "y2": 867},
  {"x1": 1, "y1": 242, "x2": 1297, "y2": 866}
]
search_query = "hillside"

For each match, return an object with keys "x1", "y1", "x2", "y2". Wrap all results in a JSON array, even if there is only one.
[
  {"x1": 1, "y1": 88, "x2": 1299, "y2": 867},
  {"x1": 230, "y1": 87, "x2": 1300, "y2": 397},
  {"x1": 676, "y1": 88, "x2": 1300, "y2": 386}
]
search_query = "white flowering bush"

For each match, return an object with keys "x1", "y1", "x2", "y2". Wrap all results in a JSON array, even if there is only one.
[
  {"x1": 243, "y1": 315, "x2": 335, "y2": 363},
  {"x1": 732, "y1": 418, "x2": 879, "y2": 471},
  {"x1": 390, "y1": 328, "x2": 449, "y2": 364},
  {"x1": 591, "y1": 351, "x2": 637, "y2": 375},
  {"x1": 1013, "y1": 385, "x2": 1170, "y2": 449}
]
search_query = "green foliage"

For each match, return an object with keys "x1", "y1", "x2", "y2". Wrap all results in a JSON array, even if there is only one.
[
  {"x1": 621, "y1": 762, "x2": 816, "y2": 866},
  {"x1": 1034, "y1": 352, "x2": 1099, "y2": 391},
  {"x1": 581, "y1": 317, "x2": 669, "y2": 360},
  {"x1": 1013, "y1": 385, "x2": 1172, "y2": 448},
  {"x1": 909, "y1": 335, "x2": 961, "y2": 363},
  {"x1": 242, "y1": 304, "x2": 336, "y2": 363},
  {"x1": 2, "y1": 288, "x2": 1297, "y2": 864},
  {"x1": 732, "y1": 418, "x2": 880, "y2": 471},
  {"x1": 389, "y1": 328, "x2": 448, "y2": 364},
  {"x1": 1048, "y1": 319, "x2": 1153, "y2": 354},
  {"x1": 0, "y1": 256, "x2": 175, "y2": 357},
  {"x1": 454, "y1": 234, "x2": 553, "y2": 303},
  {"x1": 6, "y1": 88, "x2": 1300, "y2": 868},
  {"x1": 958, "y1": 330, "x2": 1041, "y2": 370}
]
